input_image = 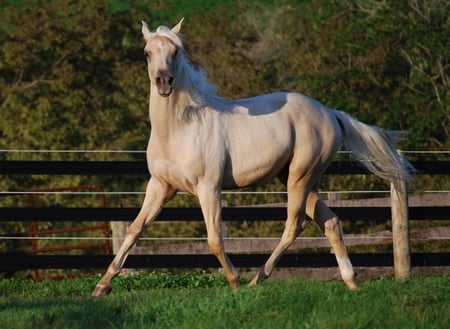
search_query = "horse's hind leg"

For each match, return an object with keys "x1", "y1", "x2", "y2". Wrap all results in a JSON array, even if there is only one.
[
  {"x1": 248, "y1": 177, "x2": 309, "y2": 287},
  {"x1": 92, "y1": 178, "x2": 176, "y2": 296},
  {"x1": 306, "y1": 191, "x2": 357, "y2": 289}
]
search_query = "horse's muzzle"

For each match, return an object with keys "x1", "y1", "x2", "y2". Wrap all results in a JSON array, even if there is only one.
[{"x1": 156, "y1": 75, "x2": 174, "y2": 97}]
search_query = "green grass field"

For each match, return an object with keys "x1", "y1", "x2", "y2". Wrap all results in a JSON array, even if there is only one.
[{"x1": 1, "y1": 273, "x2": 449, "y2": 328}]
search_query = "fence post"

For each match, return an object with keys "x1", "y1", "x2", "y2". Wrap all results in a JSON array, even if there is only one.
[
  {"x1": 110, "y1": 221, "x2": 127, "y2": 254},
  {"x1": 390, "y1": 179, "x2": 411, "y2": 279}
]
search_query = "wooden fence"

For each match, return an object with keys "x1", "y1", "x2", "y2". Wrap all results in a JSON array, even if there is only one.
[{"x1": 0, "y1": 160, "x2": 449, "y2": 276}]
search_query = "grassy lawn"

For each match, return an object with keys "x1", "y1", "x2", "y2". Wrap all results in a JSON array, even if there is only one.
[{"x1": 0, "y1": 273, "x2": 449, "y2": 328}]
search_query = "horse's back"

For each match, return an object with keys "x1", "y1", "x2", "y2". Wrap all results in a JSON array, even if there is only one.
[{"x1": 226, "y1": 91, "x2": 341, "y2": 152}]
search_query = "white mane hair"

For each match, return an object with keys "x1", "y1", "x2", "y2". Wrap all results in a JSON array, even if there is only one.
[{"x1": 154, "y1": 25, "x2": 221, "y2": 121}]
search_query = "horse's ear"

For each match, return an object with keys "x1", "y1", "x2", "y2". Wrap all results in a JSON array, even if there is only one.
[
  {"x1": 142, "y1": 20, "x2": 153, "y2": 39},
  {"x1": 171, "y1": 17, "x2": 184, "y2": 34}
]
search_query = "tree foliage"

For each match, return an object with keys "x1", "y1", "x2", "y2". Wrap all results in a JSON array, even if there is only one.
[{"x1": 1, "y1": 0, "x2": 448, "y2": 157}]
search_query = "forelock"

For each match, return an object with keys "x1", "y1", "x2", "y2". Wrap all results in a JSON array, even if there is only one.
[{"x1": 155, "y1": 25, "x2": 183, "y2": 48}]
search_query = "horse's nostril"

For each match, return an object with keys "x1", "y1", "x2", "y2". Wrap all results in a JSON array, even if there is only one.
[
  {"x1": 156, "y1": 77, "x2": 162, "y2": 85},
  {"x1": 168, "y1": 77, "x2": 174, "y2": 85}
]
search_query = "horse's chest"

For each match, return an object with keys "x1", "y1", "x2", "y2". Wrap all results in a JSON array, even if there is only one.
[
  {"x1": 147, "y1": 140, "x2": 209, "y2": 194},
  {"x1": 148, "y1": 156, "x2": 198, "y2": 194}
]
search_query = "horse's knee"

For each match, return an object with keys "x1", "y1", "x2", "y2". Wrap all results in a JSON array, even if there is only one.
[
  {"x1": 207, "y1": 237, "x2": 223, "y2": 256},
  {"x1": 127, "y1": 220, "x2": 145, "y2": 236}
]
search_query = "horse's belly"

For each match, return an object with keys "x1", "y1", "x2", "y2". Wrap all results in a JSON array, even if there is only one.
[
  {"x1": 223, "y1": 145, "x2": 291, "y2": 188},
  {"x1": 222, "y1": 116, "x2": 293, "y2": 188}
]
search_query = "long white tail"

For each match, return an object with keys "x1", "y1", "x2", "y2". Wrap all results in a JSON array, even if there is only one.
[{"x1": 333, "y1": 110, "x2": 415, "y2": 188}]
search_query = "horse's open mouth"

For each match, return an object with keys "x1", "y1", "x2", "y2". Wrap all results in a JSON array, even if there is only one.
[{"x1": 158, "y1": 88, "x2": 172, "y2": 97}]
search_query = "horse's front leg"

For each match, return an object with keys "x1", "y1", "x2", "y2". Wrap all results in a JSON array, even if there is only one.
[
  {"x1": 92, "y1": 178, "x2": 176, "y2": 296},
  {"x1": 197, "y1": 183, "x2": 239, "y2": 290}
]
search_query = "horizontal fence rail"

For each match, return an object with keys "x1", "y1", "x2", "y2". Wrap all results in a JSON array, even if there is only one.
[
  {"x1": 1, "y1": 253, "x2": 449, "y2": 271},
  {"x1": 0, "y1": 206, "x2": 449, "y2": 222},
  {"x1": 1, "y1": 160, "x2": 449, "y2": 175}
]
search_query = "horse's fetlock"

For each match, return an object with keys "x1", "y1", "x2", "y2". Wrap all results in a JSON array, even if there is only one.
[{"x1": 228, "y1": 274, "x2": 240, "y2": 291}]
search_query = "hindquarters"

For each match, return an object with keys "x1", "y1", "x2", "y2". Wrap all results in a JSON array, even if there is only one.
[
  {"x1": 279, "y1": 93, "x2": 342, "y2": 187},
  {"x1": 249, "y1": 93, "x2": 346, "y2": 285},
  {"x1": 279, "y1": 93, "x2": 344, "y2": 236}
]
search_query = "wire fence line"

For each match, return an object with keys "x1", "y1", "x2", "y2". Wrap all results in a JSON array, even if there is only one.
[
  {"x1": 0, "y1": 149, "x2": 146, "y2": 154},
  {"x1": 0, "y1": 190, "x2": 388, "y2": 195},
  {"x1": 1, "y1": 149, "x2": 449, "y2": 154},
  {"x1": 2, "y1": 236, "x2": 449, "y2": 241},
  {"x1": 1, "y1": 190, "x2": 449, "y2": 196}
]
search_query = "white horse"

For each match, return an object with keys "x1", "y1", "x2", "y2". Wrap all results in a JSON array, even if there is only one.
[{"x1": 92, "y1": 18, "x2": 413, "y2": 296}]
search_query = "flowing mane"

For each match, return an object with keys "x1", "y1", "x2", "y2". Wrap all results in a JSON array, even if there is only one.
[{"x1": 156, "y1": 25, "x2": 220, "y2": 121}]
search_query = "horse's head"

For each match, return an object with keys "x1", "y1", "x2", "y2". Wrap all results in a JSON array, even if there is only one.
[{"x1": 142, "y1": 18, "x2": 184, "y2": 97}]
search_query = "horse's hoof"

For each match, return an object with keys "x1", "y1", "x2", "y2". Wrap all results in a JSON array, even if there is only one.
[
  {"x1": 230, "y1": 281, "x2": 239, "y2": 293},
  {"x1": 247, "y1": 276, "x2": 263, "y2": 287},
  {"x1": 344, "y1": 276, "x2": 358, "y2": 290},
  {"x1": 345, "y1": 281, "x2": 358, "y2": 290},
  {"x1": 248, "y1": 267, "x2": 267, "y2": 287},
  {"x1": 92, "y1": 284, "x2": 112, "y2": 297}
]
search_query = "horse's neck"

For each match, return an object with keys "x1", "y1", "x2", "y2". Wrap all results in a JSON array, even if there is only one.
[{"x1": 149, "y1": 87, "x2": 180, "y2": 139}]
